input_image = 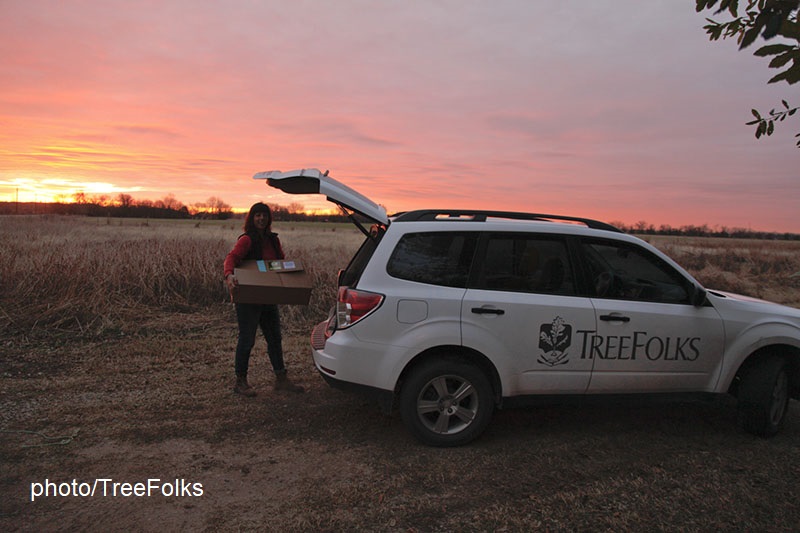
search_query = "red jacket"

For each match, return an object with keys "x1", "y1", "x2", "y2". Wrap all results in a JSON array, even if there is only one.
[{"x1": 223, "y1": 233, "x2": 285, "y2": 277}]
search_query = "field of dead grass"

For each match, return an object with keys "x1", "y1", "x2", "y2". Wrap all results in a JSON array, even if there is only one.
[
  {"x1": 2, "y1": 215, "x2": 800, "y2": 532},
  {"x1": 0, "y1": 215, "x2": 362, "y2": 338},
  {"x1": 645, "y1": 234, "x2": 800, "y2": 308}
]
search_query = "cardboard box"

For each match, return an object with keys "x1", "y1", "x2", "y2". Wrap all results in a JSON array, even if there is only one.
[{"x1": 232, "y1": 259, "x2": 312, "y2": 305}]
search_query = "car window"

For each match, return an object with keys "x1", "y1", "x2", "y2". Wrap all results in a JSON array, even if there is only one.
[
  {"x1": 580, "y1": 239, "x2": 690, "y2": 304},
  {"x1": 339, "y1": 225, "x2": 385, "y2": 287},
  {"x1": 474, "y1": 234, "x2": 576, "y2": 295},
  {"x1": 387, "y1": 231, "x2": 478, "y2": 288}
]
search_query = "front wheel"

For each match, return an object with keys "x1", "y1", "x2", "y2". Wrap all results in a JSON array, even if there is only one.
[
  {"x1": 738, "y1": 356, "x2": 790, "y2": 437},
  {"x1": 399, "y1": 359, "x2": 494, "y2": 447}
]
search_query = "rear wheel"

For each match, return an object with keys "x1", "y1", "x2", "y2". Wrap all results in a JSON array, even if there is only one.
[
  {"x1": 738, "y1": 356, "x2": 790, "y2": 437},
  {"x1": 400, "y1": 359, "x2": 494, "y2": 447}
]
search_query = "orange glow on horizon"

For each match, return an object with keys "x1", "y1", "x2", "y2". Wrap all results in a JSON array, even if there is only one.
[
  {"x1": 0, "y1": 175, "x2": 333, "y2": 216},
  {"x1": 2, "y1": 172, "x2": 799, "y2": 234}
]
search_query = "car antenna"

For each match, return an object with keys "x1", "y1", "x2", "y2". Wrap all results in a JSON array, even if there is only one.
[{"x1": 323, "y1": 170, "x2": 329, "y2": 177}]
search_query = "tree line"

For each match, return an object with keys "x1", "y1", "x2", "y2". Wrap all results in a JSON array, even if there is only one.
[
  {"x1": 0, "y1": 192, "x2": 235, "y2": 220},
  {"x1": 1, "y1": 192, "x2": 797, "y2": 239},
  {"x1": 0, "y1": 192, "x2": 353, "y2": 222},
  {"x1": 613, "y1": 220, "x2": 800, "y2": 241}
]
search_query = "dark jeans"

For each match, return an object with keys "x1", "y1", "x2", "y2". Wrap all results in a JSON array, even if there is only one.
[{"x1": 234, "y1": 303, "x2": 286, "y2": 376}]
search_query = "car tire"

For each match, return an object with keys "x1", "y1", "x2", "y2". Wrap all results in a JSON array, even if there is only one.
[
  {"x1": 400, "y1": 359, "x2": 494, "y2": 447},
  {"x1": 738, "y1": 355, "x2": 790, "y2": 437}
]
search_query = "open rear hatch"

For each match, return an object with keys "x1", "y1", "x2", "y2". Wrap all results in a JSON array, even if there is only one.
[{"x1": 254, "y1": 168, "x2": 389, "y2": 238}]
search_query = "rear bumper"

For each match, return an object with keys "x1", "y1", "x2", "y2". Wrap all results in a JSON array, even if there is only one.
[
  {"x1": 310, "y1": 318, "x2": 409, "y2": 391},
  {"x1": 310, "y1": 320, "x2": 396, "y2": 412}
]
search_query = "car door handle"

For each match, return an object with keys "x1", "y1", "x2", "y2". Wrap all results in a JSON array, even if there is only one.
[
  {"x1": 471, "y1": 307, "x2": 505, "y2": 315},
  {"x1": 599, "y1": 314, "x2": 630, "y2": 322}
]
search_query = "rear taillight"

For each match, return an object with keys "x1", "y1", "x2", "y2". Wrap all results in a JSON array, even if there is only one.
[{"x1": 336, "y1": 287, "x2": 383, "y2": 328}]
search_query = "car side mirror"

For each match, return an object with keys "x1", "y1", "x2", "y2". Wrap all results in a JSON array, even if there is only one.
[{"x1": 691, "y1": 285, "x2": 707, "y2": 307}]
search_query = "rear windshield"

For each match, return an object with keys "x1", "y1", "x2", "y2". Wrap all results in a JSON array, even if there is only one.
[{"x1": 339, "y1": 225, "x2": 385, "y2": 287}]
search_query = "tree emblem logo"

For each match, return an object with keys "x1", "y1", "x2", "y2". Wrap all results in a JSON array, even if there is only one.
[{"x1": 538, "y1": 316, "x2": 572, "y2": 367}]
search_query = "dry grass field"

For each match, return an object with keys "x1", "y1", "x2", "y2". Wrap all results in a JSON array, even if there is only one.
[{"x1": 2, "y1": 215, "x2": 800, "y2": 532}]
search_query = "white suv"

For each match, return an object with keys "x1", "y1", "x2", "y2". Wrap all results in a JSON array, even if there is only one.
[{"x1": 258, "y1": 169, "x2": 800, "y2": 447}]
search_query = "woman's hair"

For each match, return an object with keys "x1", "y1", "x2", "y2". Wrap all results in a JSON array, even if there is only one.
[{"x1": 243, "y1": 202, "x2": 273, "y2": 233}]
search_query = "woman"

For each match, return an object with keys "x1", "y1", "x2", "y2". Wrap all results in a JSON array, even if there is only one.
[{"x1": 224, "y1": 202, "x2": 304, "y2": 396}]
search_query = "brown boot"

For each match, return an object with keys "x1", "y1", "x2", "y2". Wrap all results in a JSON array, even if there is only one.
[
  {"x1": 233, "y1": 374, "x2": 257, "y2": 397},
  {"x1": 274, "y1": 372, "x2": 304, "y2": 393}
]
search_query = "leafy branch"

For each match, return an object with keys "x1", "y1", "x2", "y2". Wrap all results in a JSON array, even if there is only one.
[
  {"x1": 747, "y1": 101, "x2": 800, "y2": 145},
  {"x1": 696, "y1": 0, "x2": 800, "y2": 145}
]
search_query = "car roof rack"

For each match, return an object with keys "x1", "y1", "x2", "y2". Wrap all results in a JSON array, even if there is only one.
[{"x1": 391, "y1": 209, "x2": 622, "y2": 232}]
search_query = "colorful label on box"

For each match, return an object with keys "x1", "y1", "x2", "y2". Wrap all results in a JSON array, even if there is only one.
[{"x1": 254, "y1": 260, "x2": 298, "y2": 272}]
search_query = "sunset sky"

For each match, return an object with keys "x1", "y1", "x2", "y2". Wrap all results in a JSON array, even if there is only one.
[{"x1": 1, "y1": 1, "x2": 798, "y2": 231}]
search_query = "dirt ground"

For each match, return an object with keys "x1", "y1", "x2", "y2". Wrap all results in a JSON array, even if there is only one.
[{"x1": 3, "y1": 309, "x2": 800, "y2": 532}]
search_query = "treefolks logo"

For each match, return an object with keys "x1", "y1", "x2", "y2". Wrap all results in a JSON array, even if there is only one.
[
  {"x1": 538, "y1": 316, "x2": 572, "y2": 367},
  {"x1": 537, "y1": 316, "x2": 703, "y2": 365}
]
